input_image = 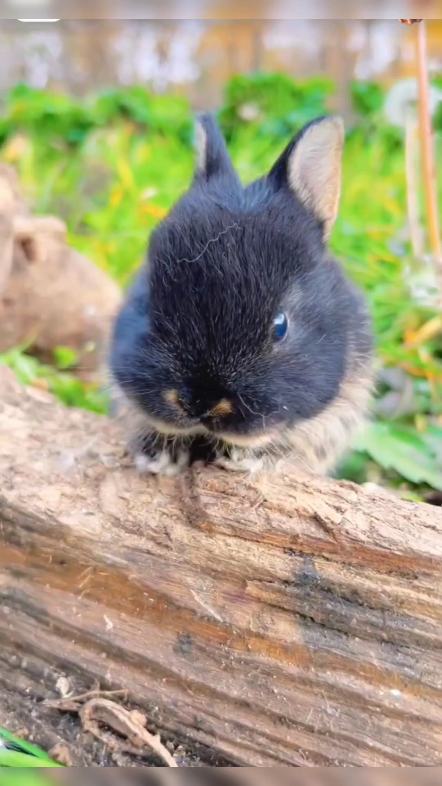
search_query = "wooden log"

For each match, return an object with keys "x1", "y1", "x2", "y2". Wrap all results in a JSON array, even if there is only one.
[
  {"x1": 0, "y1": 211, "x2": 14, "y2": 298},
  {"x1": 0, "y1": 164, "x2": 122, "y2": 381},
  {"x1": 1, "y1": 365, "x2": 442, "y2": 767}
]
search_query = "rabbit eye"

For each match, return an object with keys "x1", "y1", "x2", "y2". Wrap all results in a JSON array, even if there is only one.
[{"x1": 273, "y1": 313, "x2": 288, "y2": 342}]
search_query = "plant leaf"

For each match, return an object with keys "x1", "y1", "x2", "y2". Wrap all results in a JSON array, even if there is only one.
[{"x1": 354, "y1": 422, "x2": 442, "y2": 490}]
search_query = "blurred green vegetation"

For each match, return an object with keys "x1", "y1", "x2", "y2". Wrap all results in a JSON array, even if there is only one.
[{"x1": 2, "y1": 74, "x2": 442, "y2": 496}]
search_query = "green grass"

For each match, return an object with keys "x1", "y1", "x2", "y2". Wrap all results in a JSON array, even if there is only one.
[{"x1": 2, "y1": 78, "x2": 442, "y2": 496}]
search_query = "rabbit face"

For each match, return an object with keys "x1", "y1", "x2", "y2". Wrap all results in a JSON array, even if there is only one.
[{"x1": 110, "y1": 114, "x2": 372, "y2": 457}]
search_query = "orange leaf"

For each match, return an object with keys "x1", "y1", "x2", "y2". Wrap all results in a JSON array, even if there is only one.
[
  {"x1": 405, "y1": 316, "x2": 442, "y2": 348},
  {"x1": 140, "y1": 203, "x2": 167, "y2": 219}
]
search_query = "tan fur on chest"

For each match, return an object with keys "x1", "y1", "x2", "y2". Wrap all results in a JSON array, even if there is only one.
[{"x1": 280, "y1": 365, "x2": 374, "y2": 474}]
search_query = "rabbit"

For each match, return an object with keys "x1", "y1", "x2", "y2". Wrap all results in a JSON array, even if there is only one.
[{"x1": 109, "y1": 113, "x2": 374, "y2": 477}]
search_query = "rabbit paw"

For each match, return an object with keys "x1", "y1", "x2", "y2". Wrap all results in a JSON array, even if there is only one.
[
  {"x1": 214, "y1": 448, "x2": 264, "y2": 475},
  {"x1": 133, "y1": 433, "x2": 190, "y2": 477},
  {"x1": 134, "y1": 447, "x2": 189, "y2": 477}
]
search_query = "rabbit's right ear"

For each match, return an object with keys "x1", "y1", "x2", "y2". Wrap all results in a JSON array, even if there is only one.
[
  {"x1": 193, "y1": 113, "x2": 240, "y2": 185},
  {"x1": 268, "y1": 116, "x2": 344, "y2": 240}
]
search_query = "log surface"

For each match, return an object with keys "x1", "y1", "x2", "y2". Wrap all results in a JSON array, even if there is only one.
[{"x1": 1, "y1": 367, "x2": 442, "y2": 767}]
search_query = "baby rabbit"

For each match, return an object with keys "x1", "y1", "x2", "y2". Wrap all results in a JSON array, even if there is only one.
[{"x1": 110, "y1": 113, "x2": 373, "y2": 476}]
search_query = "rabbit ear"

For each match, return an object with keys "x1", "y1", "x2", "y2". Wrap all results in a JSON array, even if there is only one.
[
  {"x1": 194, "y1": 113, "x2": 240, "y2": 184},
  {"x1": 268, "y1": 116, "x2": 344, "y2": 240}
]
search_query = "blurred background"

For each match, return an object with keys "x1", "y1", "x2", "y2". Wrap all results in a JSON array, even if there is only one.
[
  {"x1": 1, "y1": 18, "x2": 442, "y2": 109},
  {"x1": 2, "y1": 17, "x2": 442, "y2": 498}
]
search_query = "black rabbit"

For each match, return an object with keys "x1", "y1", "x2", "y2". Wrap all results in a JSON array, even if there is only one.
[{"x1": 110, "y1": 113, "x2": 373, "y2": 476}]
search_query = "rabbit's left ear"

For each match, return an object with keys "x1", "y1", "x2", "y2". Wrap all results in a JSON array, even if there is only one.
[
  {"x1": 193, "y1": 113, "x2": 240, "y2": 185},
  {"x1": 268, "y1": 116, "x2": 344, "y2": 240}
]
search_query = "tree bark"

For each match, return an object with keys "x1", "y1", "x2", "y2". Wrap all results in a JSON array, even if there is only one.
[{"x1": 1, "y1": 366, "x2": 442, "y2": 767}]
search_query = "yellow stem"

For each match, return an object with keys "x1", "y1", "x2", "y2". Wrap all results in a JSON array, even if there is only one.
[{"x1": 416, "y1": 21, "x2": 442, "y2": 264}]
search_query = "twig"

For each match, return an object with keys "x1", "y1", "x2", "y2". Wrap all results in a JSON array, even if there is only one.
[
  {"x1": 43, "y1": 688, "x2": 177, "y2": 767},
  {"x1": 79, "y1": 699, "x2": 178, "y2": 768},
  {"x1": 43, "y1": 688, "x2": 127, "y2": 710}
]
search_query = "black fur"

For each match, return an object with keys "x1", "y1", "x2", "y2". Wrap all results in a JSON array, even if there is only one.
[{"x1": 110, "y1": 114, "x2": 372, "y2": 469}]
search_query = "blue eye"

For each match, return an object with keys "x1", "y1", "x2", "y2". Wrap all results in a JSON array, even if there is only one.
[{"x1": 273, "y1": 313, "x2": 288, "y2": 342}]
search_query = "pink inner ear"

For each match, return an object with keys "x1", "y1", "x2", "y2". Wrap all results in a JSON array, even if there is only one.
[{"x1": 286, "y1": 117, "x2": 344, "y2": 239}]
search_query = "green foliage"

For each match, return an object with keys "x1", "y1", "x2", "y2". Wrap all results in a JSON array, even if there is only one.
[
  {"x1": 350, "y1": 80, "x2": 385, "y2": 117},
  {"x1": 3, "y1": 84, "x2": 96, "y2": 146},
  {"x1": 354, "y1": 422, "x2": 442, "y2": 491},
  {"x1": 218, "y1": 72, "x2": 335, "y2": 140},
  {"x1": 0, "y1": 728, "x2": 63, "y2": 770},
  {"x1": 0, "y1": 348, "x2": 108, "y2": 414},
  {"x1": 0, "y1": 84, "x2": 192, "y2": 149},
  {"x1": 53, "y1": 345, "x2": 79, "y2": 370},
  {"x1": 93, "y1": 88, "x2": 193, "y2": 142},
  {"x1": 431, "y1": 78, "x2": 442, "y2": 132},
  {"x1": 2, "y1": 73, "x2": 442, "y2": 494}
]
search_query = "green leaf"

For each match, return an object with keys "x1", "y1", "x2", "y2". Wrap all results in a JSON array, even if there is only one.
[
  {"x1": 350, "y1": 80, "x2": 385, "y2": 117},
  {"x1": 0, "y1": 729, "x2": 63, "y2": 768},
  {"x1": 354, "y1": 423, "x2": 442, "y2": 490},
  {"x1": 53, "y1": 346, "x2": 79, "y2": 370}
]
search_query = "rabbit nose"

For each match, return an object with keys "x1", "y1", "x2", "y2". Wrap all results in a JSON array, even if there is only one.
[
  {"x1": 182, "y1": 401, "x2": 202, "y2": 418},
  {"x1": 178, "y1": 393, "x2": 233, "y2": 420},
  {"x1": 176, "y1": 395, "x2": 207, "y2": 419},
  {"x1": 207, "y1": 398, "x2": 234, "y2": 418}
]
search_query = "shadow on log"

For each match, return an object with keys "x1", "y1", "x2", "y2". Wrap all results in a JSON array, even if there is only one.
[{"x1": 1, "y1": 366, "x2": 442, "y2": 767}]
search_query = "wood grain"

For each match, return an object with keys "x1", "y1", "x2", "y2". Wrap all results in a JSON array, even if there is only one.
[{"x1": 1, "y1": 366, "x2": 442, "y2": 767}]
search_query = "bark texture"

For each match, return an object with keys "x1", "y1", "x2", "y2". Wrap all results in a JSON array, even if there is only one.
[{"x1": 1, "y1": 367, "x2": 442, "y2": 767}]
